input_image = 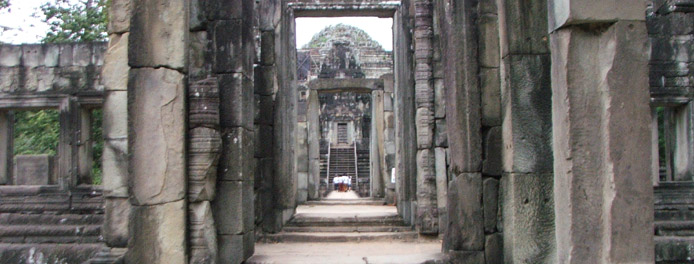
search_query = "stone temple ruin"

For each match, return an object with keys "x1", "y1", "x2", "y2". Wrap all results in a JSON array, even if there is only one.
[{"x1": 0, "y1": 0, "x2": 693, "y2": 263}]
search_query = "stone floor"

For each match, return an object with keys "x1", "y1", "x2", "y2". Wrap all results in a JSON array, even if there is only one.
[{"x1": 250, "y1": 197, "x2": 446, "y2": 263}]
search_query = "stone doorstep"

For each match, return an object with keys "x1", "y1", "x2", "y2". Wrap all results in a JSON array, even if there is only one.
[
  {"x1": 655, "y1": 220, "x2": 694, "y2": 236},
  {"x1": 0, "y1": 224, "x2": 101, "y2": 237},
  {"x1": 0, "y1": 243, "x2": 103, "y2": 263},
  {"x1": 281, "y1": 225, "x2": 413, "y2": 233},
  {"x1": 286, "y1": 216, "x2": 405, "y2": 227},
  {"x1": 246, "y1": 253, "x2": 449, "y2": 264},
  {"x1": 257, "y1": 231, "x2": 421, "y2": 243},
  {"x1": 0, "y1": 213, "x2": 104, "y2": 225},
  {"x1": 302, "y1": 199, "x2": 387, "y2": 206}
]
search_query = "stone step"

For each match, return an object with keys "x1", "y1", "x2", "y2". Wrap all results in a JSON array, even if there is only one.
[
  {"x1": 282, "y1": 225, "x2": 412, "y2": 233},
  {"x1": 0, "y1": 224, "x2": 101, "y2": 243},
  {"x1": 655, "y1": 221, "x2": 694, "y2": 236},
  {"x1": 655, "y1": 236, "x2": 694, "y2": 263},
  {"x1": 303, "y1": 199, "x2": 385, "y2": 206},
  {"x1": 287, "y1": 216, "x2": 405, "y2": 227},
  {"x1": 0, "y1": 213, "x2": 103, "y2": 225},
  {"x1": 246, "y1": 253, "x2": 447, "y2": 264},
  {"x1": 0, "y1": 243, "x2": 103, "y2": 263},
  {"x1": 259, "y1": 231, "x2": 420, "y2": 243}
]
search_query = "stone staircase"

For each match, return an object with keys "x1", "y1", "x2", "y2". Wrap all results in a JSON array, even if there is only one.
[
  {"x1": 654, "y1": 182, "x2": 694, "y2": 263},
  {"x1": 328, "y1": 147, "x2": 357, "y2": 188},
  {"x1": 0, "y1": 186, "x2": 106, "y2": 263},
  {"x1": 251, "y1": 200, "x2": 446, "y2": 263}
]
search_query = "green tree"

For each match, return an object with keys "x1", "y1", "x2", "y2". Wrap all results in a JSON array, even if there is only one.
[
  {"x1": 13, "y1": 110, "x2": 60, "y2": 156},
  {"x1": 40, "y1": 0, "x2": 108, "y2": 43},
  {"x1": 0, "y1": 0, "x2": 9, "y2": 10}
]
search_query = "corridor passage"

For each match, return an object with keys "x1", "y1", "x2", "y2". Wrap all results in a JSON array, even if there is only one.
[{"x1": 249, "y1": 192, "x2": 445, "y2": 263}]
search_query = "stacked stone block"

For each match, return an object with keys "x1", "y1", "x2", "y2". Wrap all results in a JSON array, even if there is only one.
[
  {"x1": 496, "y1": 0, "x2": 555, "y2": 262},
  {"x1": 125, "y1": 0, "x2": 189, "y2": 263},
  {"x1": 413, "y1": 0, "x2": 439, "y2": 235},
  {"x1": 435, "y1": 0, "x2": 485, "y2": 261},
  {"x1": 100, "y1": 0, "x2": 130, "y2": 255},
  {"x1": 549, "y1": 0, "x2": 654, "y2": 262},
  {"x1": 200, "y1": 0, "x2": 258, "y2": 263}
]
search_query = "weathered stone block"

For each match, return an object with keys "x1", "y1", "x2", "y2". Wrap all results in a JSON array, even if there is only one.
[
  {"x1": 72, "y1": 43, "x2": 93, "y2": 67},
  {"x1": 217, "y1": 233, "x2": 253, "y2": 264},
  {"x1": 500, "y1": 54, "x2": 553, "y2": 174},
  {"x1": 254, "y1": 95, "x2": 274, "y2": 125},
  {"x1": 485, "y1": 233, "x2": 503, "y2": 264},
  {"x1": 127, "y1": 200, "x2": 187, "y2": 264},
  {"x1": 14, "y1": 155, "x2": 53, "y2": 185},
  {"x1": 189, "y1": 31, "x2": 211, "y2": 80},
  {"x1": 483, "y1": 177, "x2": 499, "y2": 233},
  {"x1": 415, "y1": 108, "x2": 434, "y2": 150},
  {"x1": 214, "y1": 181, "x2": 254, "y2": 235},
  {"x1": 548, "y1": 0, "x2": 645, "y2": 32},
  {"x1": 435, "y1": 147, "x2": 448, "y2": 210},
  {"x1": 256, "y1": 66, "x2": 277, "y2": 96},
  {"x1": 188, "y1": 127, "x2": 221, "y2": 202},
  {"x1": 435, "y1": 119, "x2": 448, "y2": 147},
  {"x1": 103, "y1": 91, "x2": 128, "y2": 139},
  {"x1": 128, "y1": 68, "x2": 186, "y2": 205},
  {"x1": 479, "y1": 14, "x2": 500, "y2": 68},
  {"x1": 447, "y1": 250, "x2": 486, "y2": 263},
  {"x1": 219, "y1": 128, "x2": 255, "y2": 181},
  {"x1": 207, "y1": 0, "x2": 252, "y2": 20},
  {"x1": 297, "y1": 172, "x2": 308, "y2": 203},
  {"x1": 219, "y1": 73, "x2": 254, "y2": 130},
  {"x1": 108, "y1": 0, "x2": 131, "y2": 34},
  {"x1": 444, "y1": 173, "x2": 484, "y2": 251},
  {"x1": 0, "y1": 45, "x2": 22, "y2": 67},
  {"x1": 189, "y1": 0, "x2": 207, "y2": 31},
  {"x1": 43, "y1": 45, "x2": 60, "y2": 67},
  {"x1": 102, "y1": 139, "x2": 128, "y2": 198},
  {"x1": 102, "y1": 33, "x2": 129, "y2": 91},
  {"x1": 22, "y1": 45, "x2": 44, "y2": 68},
  {"x1": 498, "y1": 0, "x2": 549, "y2": 56},
  {"x1": 260, "y1": 31, "x2": 275, "y2": 66},
  {"x1": 551, "y1": 21, "x2": 654, "y2": 263},
  {"x1": 211, "y1": 20, "x2": 254, "y2": 74},
  {"x1": 480, "y1": 68, "x2": 501, "y2": 127},
  {"x1": 103, "y1": 197, "x2": 130, "y2": 247},
  {"x1": 501, "y1": 173, "x2": 554, "y2": 264},
  {"x1": 254, "y1": 125, "x2": 273, "y2": 158},
  {"x1": 189, "y1": 201, "x2": 218, "y2": 264},
  {"x1": 482, "y1": 127, "x2": 502, "y2": 176},
  {"x1": 129, "y1": 0, "x2": 187, "y2": 70}
]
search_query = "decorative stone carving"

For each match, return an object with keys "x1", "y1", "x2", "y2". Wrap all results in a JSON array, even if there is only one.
[
  {"x1": 188, "y1": 127, "x2": 222, "y2": 202},
  {"x1": 190, "y1": 77, "x2": 220, "y2": 129}
]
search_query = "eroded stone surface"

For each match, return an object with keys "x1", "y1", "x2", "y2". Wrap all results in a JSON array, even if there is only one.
[
  {"x1": 128, "y1": 68, "x2": 186, "y2": 205},
  {"x1": 127, "y1": 200, "x2": 187, "y2": 264}
]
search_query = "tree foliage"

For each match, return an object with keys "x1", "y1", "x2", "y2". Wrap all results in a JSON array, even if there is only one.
[
  {"x1": 40, "y1": 0, "x2": 108, "y2": 43},
  {"x1": 0, "y1": 0, "x2": 9, "y2": 10},
  {"x1": 13, "y1": 110, "x2": 60, "y2": 156}
]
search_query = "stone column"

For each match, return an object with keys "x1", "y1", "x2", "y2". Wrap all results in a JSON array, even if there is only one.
[
  {"x1": 371, "y1": 89, "x2": 385, "y2": 198},
  {"x1": 549, "y1": 1, "x2": 654, "y2": 262},
  {"x1": 413, "y1": 0, "x2": 439, "y2": 235},
  {"x1": 273, "y1": 5, "x2": 298, "y2": 228},
  {"x1": 307, "y1": 90, "x2": 321, "y2": 199},
  {"x1": 125, "y1": 0, "x2": 188, "y2": 263},
  {"x1": 0, "y1": 111, "x2": 12, "y2": 185},
  {"x1": 101, "y1": 0, "x2": 131, "y2": 251},
  {"x1": 436, "y1": 0, "x2": 484, "y2": 260},
  {"x1": 207, "y1": 0, "x2": 257, "y2": 262},
  {"x1": 496, "y1": 0, "x2": 555, "y2": 262},
  {"x1": 394, "y1": 5, "x2": 417, "y2": 225}
]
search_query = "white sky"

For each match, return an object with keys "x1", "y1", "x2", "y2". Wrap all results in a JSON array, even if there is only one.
[
  {"x1": 0, "y1": 2, "x2": 395, "y2": 50},
  {"x1": 0, "y1": 0, "x2": 52, "y2": 44},
  {"x1": 296, "y1": 17, "x2": 393, "y2": 51}
]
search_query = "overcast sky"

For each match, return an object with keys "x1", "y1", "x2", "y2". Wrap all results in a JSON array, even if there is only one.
[
  {"x1": 295, "y1": 17, "x2": 393, "y2": 51},
  {"x1": 0, "y1": 1, "x2": 394, "y2": 50},
  {"x1": 0, "y1": 0, "x2": 50, "y2": 44}
]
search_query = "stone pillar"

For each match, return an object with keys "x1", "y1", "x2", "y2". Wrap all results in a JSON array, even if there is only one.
[
  {"x1": 273, "y1": 5, "x2": 298, "y2": 227},
  {"x1": 413, "y1": 0, "x2": 439, "y2": 235},
  {"x1": 0, "y1": 111, "x2": 13, "y2": 185},
  {"x1": 436, "y1": 0, "x2": 484, "y2": 260},
  {"x1": 207, "y1": 0, "x2": 257, "y2": 262},
  {"x1": 549, "y1": 1, "x2": 654, "y2": 262},
  {"x1": 371, "y1": 89, "x2": 385, "y2": 198},
  {"x1": 496, "y1": 0, "x2": 555, "y2": 262},
  {"x1": 307, "y1": 90, "x2": 321, "y2": 200},
  {"x1": 101, "y1": 0, "x2": 131, "y2": 251},
  {"x1": 394, "y1": 3, "x2": 417, "y2": 226},
  {"x1": 126, "y1": 0, "x2": 188, "y2": 263}
]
